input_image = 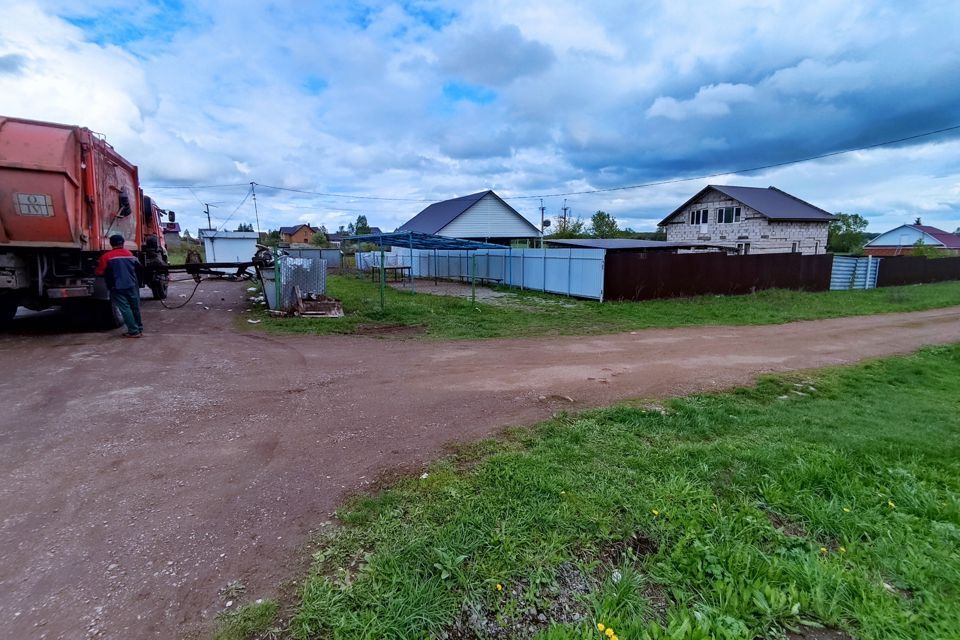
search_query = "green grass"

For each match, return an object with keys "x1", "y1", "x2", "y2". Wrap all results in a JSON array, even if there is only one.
[
  {"x1": 249, "y1": 275, "x2": 960, "y2": 340},
  {"x1": 285, "y1": 345, "x2": 960, "y2": 639},
  {"x1": 213, "y1": 600, "x2": 279, "y2": 640},
  {"x1": 166, "y1": 243, "x2": 204, "y2": 265}
]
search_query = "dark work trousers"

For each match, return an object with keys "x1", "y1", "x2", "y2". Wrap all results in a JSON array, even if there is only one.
[{"x1": 111, "y1": 287, "x2": 143, "y2": 335}]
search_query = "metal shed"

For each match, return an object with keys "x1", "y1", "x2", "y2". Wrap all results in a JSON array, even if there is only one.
[{"x1": 347, "y1": 231, "x2": 503, "y2": 307}]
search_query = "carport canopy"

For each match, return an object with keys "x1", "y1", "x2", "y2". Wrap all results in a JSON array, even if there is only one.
[
  {"x1": 345, "y1": 231, "x2": 504, "y2": 307},
  {"x1": 345, "y1": 230, "x2": 503, "y2": 250}
]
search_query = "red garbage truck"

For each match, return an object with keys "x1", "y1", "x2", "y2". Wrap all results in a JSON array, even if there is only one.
[{"x1": 0, "y1": 116, "x2": 171, "y2": 326}]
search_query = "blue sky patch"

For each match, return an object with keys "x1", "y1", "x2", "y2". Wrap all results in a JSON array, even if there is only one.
[
  {"x1": 442, "y1": 81, "x2": 496, "y2": 105},
  {"x1": 302, "y1": 76, "x2": 329, "y2": 95},
  {"x1": 64, "y1": 0, "x2": 187, "y2": 46}
]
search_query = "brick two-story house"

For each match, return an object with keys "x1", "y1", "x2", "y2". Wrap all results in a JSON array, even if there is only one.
[
  {"x1": 659, "y1": 185, "x2": 834, "y2": 254},
  {"x1": 280, "y1": 224, "x2": 320, "y2": 244}
]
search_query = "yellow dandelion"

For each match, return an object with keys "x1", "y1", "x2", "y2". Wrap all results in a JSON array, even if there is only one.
[
  {"x1": 597, "y1": 623, "x2": 605, "y2": 632},
  {"x1": 651, "y1": 509, "x2": 660, "y2": 517},
  {"x1": 612, "y1": 636, "x2": 619, "y2": 640},
  {"x1": 495, "y1": 583, "x2": 503, "y2": 592},
  {"x1": 820, "y1": 546, "x2": 828, "y2": 554},
  {"x1": 842, "y1": 507, "x2": 851, "y2": 513},
  {"x1": 605, "y1": 628, "x2": 615, "y2": 638}
]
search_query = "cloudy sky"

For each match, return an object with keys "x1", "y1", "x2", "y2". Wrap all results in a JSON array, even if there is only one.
[{"x1": 2, "y1": 0, "x2": 959, "y2": 235}]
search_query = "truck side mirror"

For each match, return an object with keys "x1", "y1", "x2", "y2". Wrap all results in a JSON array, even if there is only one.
[{"x1": 167, "y1": 211, "x2": 176, "y2": 222}]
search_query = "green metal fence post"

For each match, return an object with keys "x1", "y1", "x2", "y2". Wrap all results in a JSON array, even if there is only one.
[
  {"x1": 379, "y1": 242, "x2": 385, "y2": 311},
  {"x1": 471, "y1": 252, "x2": 476, "y2": 304},
  {"x1": 409, "y1": 232, "x2": 415, "y2": 294}
]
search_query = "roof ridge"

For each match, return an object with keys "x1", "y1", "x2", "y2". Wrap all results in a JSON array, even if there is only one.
[{"x1": 766, "y1": 186, "x2": 835, "y2": 217}]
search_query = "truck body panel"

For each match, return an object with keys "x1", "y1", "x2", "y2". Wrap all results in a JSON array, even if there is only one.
[{"x1": 0, "y1": 115, "x2": 169, "y2": 324}]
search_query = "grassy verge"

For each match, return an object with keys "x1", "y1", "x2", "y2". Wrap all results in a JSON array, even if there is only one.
[
  {"x1": 258, "y1": 345, "x2": 960, "y2": 639},
  {"x1": 213, "y1": 600, "x2": 278, "y2": 640},
  {"x1": 166, "y1": 243, "x2": 205, "y2": 265},
  {"x1": 249, "y1": 275, "x2": 960, "y2": 340}
]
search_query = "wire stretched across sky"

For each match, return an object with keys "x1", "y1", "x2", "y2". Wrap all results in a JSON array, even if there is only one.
[{"x1": 142, "y1": 123, "x2": 960, "y2": 203}]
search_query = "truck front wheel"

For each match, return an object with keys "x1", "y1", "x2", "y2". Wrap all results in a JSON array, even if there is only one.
[{"x1": 149, "y1": 277, "x2": 169, "y2": 300}]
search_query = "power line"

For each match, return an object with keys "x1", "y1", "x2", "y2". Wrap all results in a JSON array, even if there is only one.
[
  {"x1": 504, "y1": 123, "x2": 960, "y2": 199},
  {"x1": 253, "y1": 183, "x2": 434, "y2": 202},
  {"x1": 216, "y1": 186, "x2": 253, "y2": 231},
  {"x1": 144, "y1": 182, "x2": 251, "y2": 189},
  {"x1": 140, "y1": 123, "x2": 960, "y2": 202}
]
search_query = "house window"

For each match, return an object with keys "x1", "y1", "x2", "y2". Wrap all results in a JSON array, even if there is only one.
[
  {"x1": 737, "y1": 242, "x2": 751, "y2": 255},
  {"x1": 689, "y1": 209, "x2": 708, "y2": 225},
  {"x1": 716, "y1": 206, "x2": 741, "y2": 224},
  {"x1": 791, "y1": 242, "x2": 798, "y2": 253}
]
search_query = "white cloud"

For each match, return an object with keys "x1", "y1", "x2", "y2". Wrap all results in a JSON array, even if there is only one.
[
  {"x1": 646, "y1": 83, "x2": 757, "y2": 120},
  {"x1": 0, "y1": 0, "x2": 957, "y2": 237}
]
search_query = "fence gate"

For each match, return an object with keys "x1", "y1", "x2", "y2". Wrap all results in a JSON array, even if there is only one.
[{"x1": 830, "y1": 256, "x2": 879, "y2": 290}]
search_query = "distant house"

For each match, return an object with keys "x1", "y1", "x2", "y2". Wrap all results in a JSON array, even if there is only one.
[
  {"x1": 397, "y1": 190, "x2": 540, "y2": 244},
  {"x1": 280, "y1": 224, "x2": 319, "y2": 244},
  {"x1": 659, "y1": 185, "x2": 834, "y2": 255},
  {"x1": 162, "y1": 222, "x2": 181, "y2": 248},
  {"x1": 864, "y1": 224, "x2": 960, "y2": 256}
]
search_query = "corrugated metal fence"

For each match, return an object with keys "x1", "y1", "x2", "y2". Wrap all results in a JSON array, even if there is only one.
[
  {"x1": 830, "y1": 255, "x2": 880, "y2": 290},
  {"x1": 282, "y1": 247, "x2": 342, "y2": 268},
  {"x1": 604, "y1": 252, "x2": 832, "y2": 301},
  {"x1": 876, "y1": 256, "x2": 960, "y2": 286},
  {"x1": 358, "y1": 248, "x2": 606, "y2": 300}
]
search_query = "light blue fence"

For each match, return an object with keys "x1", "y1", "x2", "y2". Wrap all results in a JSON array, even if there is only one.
[
  {"x1": 830, "y1": 255, "x2": 880, "y2": 290},
  {"x1": 358, "y1": 248, "x2": 606, "y2": 300},
  {"x1": 282, "y1": 247, "x2": 342, "y2": 268}
]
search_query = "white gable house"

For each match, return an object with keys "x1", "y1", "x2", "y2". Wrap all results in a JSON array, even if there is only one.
[
  {"x1": 397, "y1": 190, "x2": 540, "y2": 244},
  {"x1": 659, "y1": 185, "x2": 834, "y2": 255}
]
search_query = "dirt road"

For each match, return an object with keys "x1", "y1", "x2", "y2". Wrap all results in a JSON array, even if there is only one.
[{"x1": 1, "y1": 280, "x2": 958, "y2": 639}]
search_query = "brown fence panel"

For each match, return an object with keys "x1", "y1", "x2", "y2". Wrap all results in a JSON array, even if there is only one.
[
  {"x1": 603, "y1": 252, "x2": 832, "y2": 301},
  {"x1": 876, "y1": 256, "x2": 960, "y2": 287}
]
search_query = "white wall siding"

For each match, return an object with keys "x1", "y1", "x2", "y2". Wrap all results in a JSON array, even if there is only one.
[
  {"x1": 867, "y1": 226, "x2": 937, "y2": 247},
  {"x1": 438, "y1": 193, "x2": 539, "y2": 239},
  {"x1": 664, "y1": 190, "x2": 829, "y2": 254}
]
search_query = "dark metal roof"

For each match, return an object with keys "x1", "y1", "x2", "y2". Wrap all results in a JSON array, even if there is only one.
[
  {"x1": 396, "y1": 191, "x2": 490, "y2": 233},
  {"x1": 915, "y1": 225, "x2": 960, "y2": 249},
  {"x1": 279, "y1": 224, "x2": 315, "y2": 235},
  {"x1": 163, "y1": 222, "x2": 181, "y2": 233},
  {"x1": 346, "y1": 231, "x2": 504, "y2": 250},
  {"x1": 660, "y1": 185, "x2": 836, "y2": 225},
  {"x1": 545, "y1": 238, "x2": 730, "y2": 251},
  {"x1": 397, "y1": 190, "x2": 539, "y2": 235}
]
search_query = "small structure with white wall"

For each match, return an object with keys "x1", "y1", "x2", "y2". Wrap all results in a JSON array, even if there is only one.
[
  {"x1": 864, "y1": 224, "x2": 960, "y2": 256},
  {"x1": 198, "y1": 229, "x2": 259, "y2": 274},
  {"x1": 397, "y1": 190, "x2": 540, "y2": 245}
]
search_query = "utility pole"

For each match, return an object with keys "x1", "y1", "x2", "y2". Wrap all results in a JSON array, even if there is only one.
[
  {"x1": 202, "y1": 203, "x2": 218, "y2": 229},
  {"x1": 561, "y1": 199, "x2": 570, "y2": 227},
  {"x1": 250, "y1": 182, "x2": 261, "y2": 234},
  {"x1": 539, "y1": 198, "x2": 546, "y2": 248}
]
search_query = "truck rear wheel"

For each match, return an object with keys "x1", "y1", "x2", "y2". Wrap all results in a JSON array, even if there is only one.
[
  {"x1": 0, "y1": 296, "x2": 18, "y2": 327},
  {"x1": 70, "y1": 300, "x2": 123, "y2": 331}
]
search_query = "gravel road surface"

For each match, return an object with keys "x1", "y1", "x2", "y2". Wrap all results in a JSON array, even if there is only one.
[{"x1": 1, "y1": 279, "x2": 958, "y2": 639}]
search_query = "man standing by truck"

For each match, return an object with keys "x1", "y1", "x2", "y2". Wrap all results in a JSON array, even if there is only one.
[{"x1": 95, "y1": 234, "x2": 144, "y2": 337}]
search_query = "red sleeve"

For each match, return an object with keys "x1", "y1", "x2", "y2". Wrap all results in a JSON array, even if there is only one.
[{"x1": 94, "y1": 251, "x2": 110, "y2": 276}]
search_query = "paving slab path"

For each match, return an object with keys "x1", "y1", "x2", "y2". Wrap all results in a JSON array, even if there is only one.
[{"x1": 1, "y1": 279, "x2": 958, "y2": 639}]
